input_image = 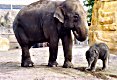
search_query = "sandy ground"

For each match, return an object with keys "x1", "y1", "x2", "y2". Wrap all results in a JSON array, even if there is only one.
[{"x1": 0, "y1": 46, "x2": 117, "y2": 80}]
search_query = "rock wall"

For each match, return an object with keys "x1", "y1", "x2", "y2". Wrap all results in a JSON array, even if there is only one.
[{"x1": 89, "y1": 0, "x2": 117, "y2": 50}]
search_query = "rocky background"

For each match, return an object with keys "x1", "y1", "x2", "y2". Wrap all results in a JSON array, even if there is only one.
[{"x1": 0, "y1": 10, "x2": 19, "y2": 51}]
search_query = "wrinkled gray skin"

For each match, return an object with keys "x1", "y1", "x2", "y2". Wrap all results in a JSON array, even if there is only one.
[
  {"x1": 13, "y1": 0, "x2": 87, "y2": 68},
  {"x1": 86, "y1": 43, "x2": 109, "y2": 71}
]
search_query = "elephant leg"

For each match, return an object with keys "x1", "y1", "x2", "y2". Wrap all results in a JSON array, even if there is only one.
[
  {"x1": 21, "y1": 46, "x2": 34, "y2": 67},
  {"x1": 14, "y1": 27, "x2": 33, "y2": 67},
  {"x1": 48, "y1": 39, "x2": 59, "y2": 67},
  {"x1": 90, "y1": 59, "x2": 97, "y2": 71},
  {"x1": 61, "y1": 32, "x2": 73, "y2": 68},
  {"x1": 102, "y1": 58, "x2": 108, "y2": 70},
  {"x1": 85, "y1": 60, "x2": 93, "y2": 70}
]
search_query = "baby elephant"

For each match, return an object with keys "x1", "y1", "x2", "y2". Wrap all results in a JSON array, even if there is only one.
[{"x1": 85, "y1": 43, "x2": 109, "y2": 71}]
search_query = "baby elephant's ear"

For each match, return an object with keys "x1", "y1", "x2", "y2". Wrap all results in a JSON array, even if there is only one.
[
  {"x1": 86, "y1": 50, "x2": 89, "y2": 56},
  {"x1": 54, "y1": 7, "x2": 64, "y2": 23}
]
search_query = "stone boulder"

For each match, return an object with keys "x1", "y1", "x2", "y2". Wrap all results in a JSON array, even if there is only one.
[{"x1": 0, "y1": 36, "x2": 9, "y2": 51}]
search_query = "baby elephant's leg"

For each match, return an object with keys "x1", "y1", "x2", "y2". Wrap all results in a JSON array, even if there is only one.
[
  {"x1": 90, "y1": 59, "x2": 97, "y2": 71},
  {"x1": 102, "y1": 58, "x2": 108, "y2": 70},
  {"x1": 85, "y1": 63, "x2": 92, "y2": 70}
]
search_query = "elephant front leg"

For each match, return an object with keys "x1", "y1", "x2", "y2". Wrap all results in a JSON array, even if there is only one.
[
  {"x1": 21, "y1": 46, "x2": 34, "y2": 67},
  {"x1": 90, "y1": 59, "x2": 97, "y2": 71},
  {"x1": 85, "y1": 61, "x2": 92, "y2": 70},
  {"x1": 48, "y1": 40, "x2": 59, "y2": 67},
  {"x1": 61, "y1": 33, "x2": 73, "y2": 68}
]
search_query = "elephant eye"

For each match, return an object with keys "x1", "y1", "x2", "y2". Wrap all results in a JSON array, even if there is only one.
[{"x1": 73, "y1": 15, "x2": 79, "y2": 22}]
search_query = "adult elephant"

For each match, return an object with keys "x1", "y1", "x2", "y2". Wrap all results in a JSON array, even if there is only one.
[{"x1": 13, "y1": 0, "x2": 88, "y2": 68}]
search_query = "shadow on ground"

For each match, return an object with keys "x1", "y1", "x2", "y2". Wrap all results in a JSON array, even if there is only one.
[{"x1": 74, "y1": 67, "x2": 117, "y2": 80}]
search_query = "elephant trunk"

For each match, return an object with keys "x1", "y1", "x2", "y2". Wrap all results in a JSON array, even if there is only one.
[{"x1": 73, "y1": 25, "x2": 88, "y2": 42}]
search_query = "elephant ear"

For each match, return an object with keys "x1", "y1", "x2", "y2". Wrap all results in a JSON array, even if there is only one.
[
  {"x1": 54, "y1": 7, "x2": 64, "y2": 23},
  {"x1": 86, "y1": 50, "x2": 89, "y2": 58}
]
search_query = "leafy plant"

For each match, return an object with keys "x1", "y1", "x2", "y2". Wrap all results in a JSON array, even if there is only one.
[{"x1": 83, "y1": 0, "x2": 95, "y2": 23}]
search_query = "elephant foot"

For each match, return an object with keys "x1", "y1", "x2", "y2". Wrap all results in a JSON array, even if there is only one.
[
  {"x1": 63, "y1": 61, "x2": 74, "y2": 68},
  {"x1": 85, "y1": 67, "x2": 91, "y2": 71},
  {"x1": 48, "y1": 61, "x2": 58, "y2": 67},
  {"x1": 102, "y1": 67, "x2": 107, "y2": 71},
  {"x1": 21, "y1": 59, "x2": 34, "y2": 67},
  {"x1": 90, "y1": 67, "x2": 96, "y2": 72},
  {"x1": 85, "y1": 68, "x2": 95, "y2": 72},
  {"x1": 90, "y1": 69, "x2": 96, "y2": 72}
]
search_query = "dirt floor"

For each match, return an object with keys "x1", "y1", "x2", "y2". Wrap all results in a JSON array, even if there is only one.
[{"x1": 0, "y1": 46, "x2": 117, "y2": 80}]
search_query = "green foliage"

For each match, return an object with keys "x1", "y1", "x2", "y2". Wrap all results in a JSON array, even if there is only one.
[{"x1": 83, "y1": 0, "x2": 95, "y2": 23}]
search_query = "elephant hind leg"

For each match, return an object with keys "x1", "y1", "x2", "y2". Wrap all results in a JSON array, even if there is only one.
[
  {"x1": 102, "y1": 58, "x2": 108, "y2": 70},
  {"x1": 15, "y1": 28, "x2": 34, "y2": 67},
  {"x1": 21, "y1": 46, "x2": 34, "y2": 67}
]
